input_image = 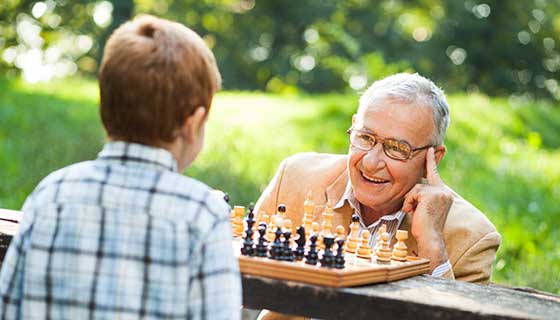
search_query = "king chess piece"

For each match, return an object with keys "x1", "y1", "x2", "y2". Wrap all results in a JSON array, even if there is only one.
[
  {"x1": 293, "y1": 226, "x2": 306, "y2": 261},
  {"x1": 255, "y1": 223, "x2": 268, "y2": 257},
  {"x1": 305, "y1": 234, "x2": 319, "y2": 265},
  {"x1": 320, "y1": 235, "x2": 335, "y2": 268},
  {"x1": 241, "y1": 209, "x2": 256, "y2": 256}
]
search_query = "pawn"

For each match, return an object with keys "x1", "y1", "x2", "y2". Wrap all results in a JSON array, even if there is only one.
[
  {"x1": 282, "y1": 231, "x2": 294, "y2": 262},
  {"x1": 345, "y1": 215, "x2": 360, "y2": 254},
  {"x1": 320, "y1": 236, "x2": 335, "y2": 268},
  {"x1": 391, "y1": 230, "x2": 409, "y2": 262},
  {"x1": 305, "y1": 234, "x2": 319, "y2": 265},
  {"x1": 376, "y1": 231, "x2": 392, "y2": 263},
  {"x1": 255, "y1": 224, "x2": 268, "y2": 257},
  {"x1": 293, "y1": 226, "x2": 306, "y2": 261},
  {"x1": 356, "y1": 230, "x2": 372, "y2": 259},
  {"x1": 268, "y1": 225, "x2": 283, "y2": 260},
  {"x1": 334, "y1": 238, "x2": 345, "y2": 269},
  {"x1": 335, "y1": 225, "x2": 345, "y2": 242}
]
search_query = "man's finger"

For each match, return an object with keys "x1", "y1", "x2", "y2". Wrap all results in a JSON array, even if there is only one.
[{"x1": 426, "y1": 147, "x2": 443, "y2": 187}]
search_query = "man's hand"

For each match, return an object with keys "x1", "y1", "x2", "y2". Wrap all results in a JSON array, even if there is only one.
[{"x1": 401, "y1": 147, "x2": 453, "y2": 271}]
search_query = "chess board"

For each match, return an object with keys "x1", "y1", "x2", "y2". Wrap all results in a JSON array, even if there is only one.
[{"x1": 233, "y1": 238, "x2": 430, "y2": 287}]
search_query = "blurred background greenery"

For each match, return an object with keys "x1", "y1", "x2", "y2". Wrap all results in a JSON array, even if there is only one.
[{"x1": 1, "y1": 0, "x2": 559, "y2": 294}]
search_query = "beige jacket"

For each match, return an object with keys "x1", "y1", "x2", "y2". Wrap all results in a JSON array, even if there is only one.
[{"x1": 254, "y1": 153, "x2": 501, "y2": 319}]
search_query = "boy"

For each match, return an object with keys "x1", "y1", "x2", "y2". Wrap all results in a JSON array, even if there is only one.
[{"x1": 0, "y1": 15, "x2": 241, "y2": 319}]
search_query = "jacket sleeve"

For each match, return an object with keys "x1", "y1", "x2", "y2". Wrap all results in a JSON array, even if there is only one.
[
  {"x1": 452, "y1": 231, "x2": 502, "y2": 284},
  {"x1": 254, "y1": 158, "x2": 288, "y2": 217}
]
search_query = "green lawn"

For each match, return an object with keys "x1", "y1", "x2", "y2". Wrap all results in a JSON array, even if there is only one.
[{"x1": 1, "y1": 77, "x2": 559, "y2": 294}]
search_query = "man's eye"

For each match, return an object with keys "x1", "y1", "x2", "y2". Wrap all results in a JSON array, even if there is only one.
[
  {"x1": 386, "y1": 140, "x2": 408, "y2": 152},
  {"x1": 357, "y1": 134, "x2": 374, "y2": 143}
]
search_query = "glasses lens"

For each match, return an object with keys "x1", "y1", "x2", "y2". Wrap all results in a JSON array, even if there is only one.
[
  {"x1": 383, "y1": 139, "x2": 411, "y2": 159},
  {"x1": 350, "y1": 130, "x2": 375, "y2": 150}
]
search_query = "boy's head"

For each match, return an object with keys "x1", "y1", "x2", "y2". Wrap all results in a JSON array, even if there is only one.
[{"x1": 99, "y1": 15, "x2": 221, "y2": 151}]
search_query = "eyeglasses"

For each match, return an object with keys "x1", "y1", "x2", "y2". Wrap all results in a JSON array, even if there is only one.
[{"x1": 347, "y1": 128, "x2": 432, "y2": 160}]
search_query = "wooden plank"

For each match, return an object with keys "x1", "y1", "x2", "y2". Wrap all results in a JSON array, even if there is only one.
[{"x1": 242, "y1": 274, "x2": 560, "y2": 320}]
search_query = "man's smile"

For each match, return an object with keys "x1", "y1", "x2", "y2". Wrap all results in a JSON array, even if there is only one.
[{"x1": 361, "y1": 172, "x2": 389, "y2": 184}]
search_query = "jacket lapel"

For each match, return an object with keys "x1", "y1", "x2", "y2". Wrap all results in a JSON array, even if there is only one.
[{"x1": 326, "y1": 167, "x2": 353, "y2": 233}]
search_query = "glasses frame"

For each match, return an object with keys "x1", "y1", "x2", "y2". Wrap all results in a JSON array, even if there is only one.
[{"x1": 347, "y1": 127, "x2": 433, "y2": 160}]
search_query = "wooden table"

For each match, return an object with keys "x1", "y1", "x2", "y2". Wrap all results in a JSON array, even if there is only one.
[
  {"x1": 242, "y1": 274, "x2": 560, "y2": 319},
  {"x1": 2, "y1": 209, "x2": 559, "y2": 319}
]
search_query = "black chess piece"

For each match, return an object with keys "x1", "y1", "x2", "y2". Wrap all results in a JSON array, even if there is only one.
[
  {"x1": 320, "y1": 236, "x2": 335, "y2": 268},
  {"x1": 249, "y1": 202, "x2": 255, "y2": 214},
  {"x1": 278, "y1": 204, "x2": 286, "y2": 215},
  {"x1": 241, "y1": 210, "x2": 256, "y2": 256},
  {"x1": 334, "y1": 238, "x2": 345, "y2": 269},
  {"x1": 282, "y1": 231, "x2": 294, "y2": 262},
  {"x1": 305, "y1": 234, "x2": 319, "y2": 265},
  {"x1": 293, "y1": 226, "x2": 306, "y2": 261},
  {"x1": 268, "y1": 226, "x2": 283, "y2": 260},
  {"x1": 223, "y1": 193, "x2": 230, "y2": 204},
  {"x1": 255, "y1": 223, "x2": 268, "y2": 257}
]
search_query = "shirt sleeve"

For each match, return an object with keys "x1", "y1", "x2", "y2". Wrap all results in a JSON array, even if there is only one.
[
  {"x1": 189, "y1": 213, "x2": 242, "y2": 320},
  {"x1": 431, "y1": 259, "x2": 452, "y2": 278}
]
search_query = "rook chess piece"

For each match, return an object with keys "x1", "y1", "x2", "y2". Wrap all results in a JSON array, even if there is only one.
[
  {"x1": 334, "y1": 238, "x2": 345, "y2": 269},
  {"x1": 305, "y1": 234, "x2": 319, "y2": 265},
  {"x1": 391, "y1": 230, "x2": 408, "y2": 262},
  {"x1": 357, "y1": 230, "x2": 372, "y2": 259},
  {"x1": 320, "y1": 236, "x2": 335, "y2": 268}
]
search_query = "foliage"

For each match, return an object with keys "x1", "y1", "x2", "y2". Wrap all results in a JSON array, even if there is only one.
[
  {"x1": 1, "y1": 1, "x2": 560, "y2": 99},
  {"x1": 0, "y1": 77, "x2": 558, "y2": 293}
]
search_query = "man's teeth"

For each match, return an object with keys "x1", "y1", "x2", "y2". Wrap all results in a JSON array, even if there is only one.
[{"x1": 362, "y1": 174, "x2": 387, "y2": 183}]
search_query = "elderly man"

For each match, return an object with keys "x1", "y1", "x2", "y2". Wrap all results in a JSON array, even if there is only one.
[{"x1": 255, "y1": 73, "x2": 501, "y2": 319}]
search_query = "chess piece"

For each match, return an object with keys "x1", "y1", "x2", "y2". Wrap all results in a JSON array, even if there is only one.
[
  {"x1": 241, "y1": 209, "x2": 256, "y2": 256},
  {"x1": 283, "y1": 219, "x2": 294, "y2": 247},
  {"x1": 321, "y1": 200, "x2": 334, "y2": 237},
  {"x1": 375, "y1": 224, "x2": 387, "y2": 249},
  {"x1": 282, "y1": 231, "x2": 294, "y2": 262},
  {"x1": 356, "y1": 229, "x2": 372, "y2": 259},
  {"x1": 345, "y1": 215, "x2": 360, "y2": 254},
  {"x1": 266, "y1": 212, "x2": 277, "y2": 242},
  {"x1": 294, "y1": 226, "x2": 306, "y2": 261},
  {"x1": 268, "y1": 219, "x2": 284, "y2": 260},
  {"x1": 334, "y1": 238, "x2": 345, "y2": 269},
  {"x1": 302, "y1": 191, "x2": 314, "y2": 241},
  {"x1": 256, "y1": 211, "x2": 269, "y2": 231},
  {"x1": 255, "y1": 224, "x2": 268, "y2": 257},
  {"x1": 376, "y1": 231, "x2": 392, "y2": 263},
  {"x1": 223, "y1": 192, "x2": 230, "y2": 204},
  {"x1": 277, "y1": 204, "x2": 287, "y2": 219},
  {"x1": 311, "y1": 221, "x2": 323, "y2": 250},
  {"x1": 233, "y1": 206, "x2": 245, "y2": 237},
  {"x1": 335, "y1": 225, "x2": 345, "y2": 241},
  {"x1": 305, "y1": 234, "x2": 319, "y2": 265},
  {"x1": 391, "y1": 230, "x2": 408, "y2": 262},
  {"x1": 320, "y1": 236, "x2": 335, "y2": 268}
]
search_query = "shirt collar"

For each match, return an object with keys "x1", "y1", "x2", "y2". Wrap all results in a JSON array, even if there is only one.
[
  {"x1": 333, "y1": 179, "x2": 406, "y2": 229},
  {"x1": 97, "y1": 141, "x2": 178, "y2": 172}
]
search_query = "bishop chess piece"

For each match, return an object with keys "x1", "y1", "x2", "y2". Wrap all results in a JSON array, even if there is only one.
[
  {"x1": 334, "y1": 238, "x2": 345, "y2": 269},
  {"x1": 305, "y1": 234, "x2": 319, "y2": 265},
  {"x1": 357, "y1": 229, "x2": 372, "y2": 259},
  {"x1": 345, "y1": 214, "x2": 360, "y2": 254},
  {"x1": 320, "y1": 235, "x2": 335, "y2": 268},
  {"x1": 302, "y1": 191, "x2": 314, "y2": 241},
  {"x1": 255, "y1": 224, "x2": 268, "y2": 257},
  {"x1": 376, "y1": 230, "x2": 392, "y2": 263},
  {"x1": 282, "y1": 231, "x2": 294, "y2": 262},
  {"x1": 391, "y1": 230, "x2": 408, "y2": 262},
  {"x1": 241, "y1": 209, "x2": 256, "y2": 256},
  {"x1": 293, "y1": 226, "x2": 306, "y2": 261}
]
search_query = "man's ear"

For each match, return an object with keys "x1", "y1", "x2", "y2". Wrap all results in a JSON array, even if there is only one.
[
  {"x1": 181, "y1": 106, "x2": 207, "y2": 143},
  {"x1": 434, "y1": 145, "x2": 446, "y2": 166}
]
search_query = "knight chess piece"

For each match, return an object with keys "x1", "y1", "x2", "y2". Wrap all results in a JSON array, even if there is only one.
[
  {"x1": 320, "y1": 235, "x2": 335, "y2": 268},
  {"x1": 391, "y1": 230, "x2": 409, "y2": 262},
  {"x1": 241, "y1": 209, "x2": 256, "y2": 256},
  {"x1": 345, "y1": 214, "x2": 360, "y2": 254},
  {"x1": 334, "y1": 238, "x2": 345, "y2": 269},
  {"x1": 357, "y1": 229, "x2": 372, "y2": 259},
  {"x1": 305, "y1": 234, "x2": 319, "y2": 265},
  {"x1": 294, "y1": 226, "x2": 306, "y2": 261},
  {"x1": 255, "y1": 223, "x2": 268, "y2": 257}
]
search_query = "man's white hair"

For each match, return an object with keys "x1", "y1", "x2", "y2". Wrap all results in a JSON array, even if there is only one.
[{"x1": 359, "y1": 73, "x2": 450, "y2": 145}]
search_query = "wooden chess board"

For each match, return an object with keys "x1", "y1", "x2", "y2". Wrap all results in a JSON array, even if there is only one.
[{"x1": 233, "y1": 238, "x2": 430, "y2": 287}]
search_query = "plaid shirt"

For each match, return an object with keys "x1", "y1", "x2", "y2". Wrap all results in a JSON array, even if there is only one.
[{"x1": 0, "y1": 142, "x2": 241, "y2": 320}]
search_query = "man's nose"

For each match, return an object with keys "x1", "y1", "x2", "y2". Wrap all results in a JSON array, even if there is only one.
[{"x1": 362, "y1": 143, "x2": 386, "y2": 169}]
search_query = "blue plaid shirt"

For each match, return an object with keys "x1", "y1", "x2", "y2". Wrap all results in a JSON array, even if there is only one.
[{"x1": 0, "y1": 142, "x2": 241, "y2": 319}]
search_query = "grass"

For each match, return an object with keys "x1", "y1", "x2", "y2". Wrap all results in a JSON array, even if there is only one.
[{"x1": 0, "y1": 76, "x2": 559, "y2": 294}]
